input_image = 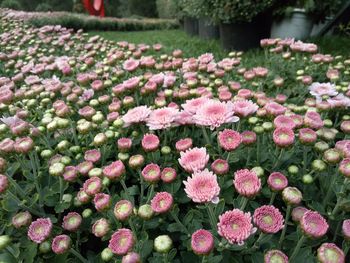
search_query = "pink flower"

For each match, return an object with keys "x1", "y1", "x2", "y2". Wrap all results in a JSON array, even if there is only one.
[
  {"x1": 193, "y1": 99, "x2": 239, "y2": 130},
  {"x1": 218, "y1": 129, "x2": 241, "y2": 151},
  {"x1": 27, "y1": 218, "x2": 53, "y2": 244},
  {"x1": 178, "y1": 147, "x2": 209, "y2": 173},
  {"x1": 273, "y1": 127, "x2": 295, "y2": 147},
  {"x1": 122, "y1": 252, "x2": 141, "y2": 263},
  {"x1": 62, "y1": 212, "x2": 82, "y2": 232},
  {"x1": 141, "y1": 163, "x2": 161, "y2": 183},
  {"x1": 317, "y1": 243, "x2": 345, "y2": 263},
  {"x1": 0, "y1": 174, "x2": 8, "y2": 193},
  {"x1": 198, "y1": 53, "x2": 214, "y2": 64},
  {"x1": 92, "y1": 218, "x2": 110, "y2": 237},
  {"x1": 122, "y1": 106, "x2": 152, "y2": 127},
  {"x1": 114, "y1": 200, "x2": 133, "y2": 221},
  {"x1": 191, "y1": 229, "x2": 214, "y2": 255},
  {"x1": 292, "y1": 207, "x2": 309, "y2": 222},
  {"x1": 264, "y1": 102, "x2": 286, "y2": 116},
  {"x1": 282, "y1": 187, "x2": 303, "y2": 205},
  {"x1": 151, "y1": 192, "x2": 173, "y2": 213},
  {"x1": 233, "y1": 169, "x2": 261, "y2": 198},
  {"x1": 309, "y1": 82, "x2": 337, "y2": 101},
  {"x1": 94, "y1": 193, "x2": 111, "y2": 212},
  {"x1": 264, "y1": 250, "x2": 289, "y2": 263},
  {"x1": 211, "y1": 159, "x2": 229, "y2": 175},
  {"x1": 267, "y1": 172, "x2": 288, "y2": 192},
  {"x1": 183, "y1": 169, "x2": 220, "y2": 203},
  {"x1": 146, "y1": 107, "x2": 179, "y2": 130},
  {"x1": 117, "y1": 138, "x2": 132, "y2": 152},
  {"x1": 103, "y1": 160, "x2": 125, "y2": 180},
  {"x1": 253, "y1": 205, "x2": 284, "y2": 234},
  {"x1": 299, "y1": 128, "x2": 317, "y2": 144},
  {"x1": 181, "y1": 97, "x2": 209, "y2": 115},
  {"x1": 217, "y1": 209, "x2": 254, "y2": 245},
  {"x1": 83, "y1": 177, "x2": 102, "y2": 195},
  {"x1": 51, "y1": 235, "x2": 71, "y2": 254},
  {"x1": 175, "y1": 138, "x2": 193, "y2": 152},
  {"x1": 109, "y1": 228, "x2": 134, "y2": 255},
  {"x1": 274, "y1": 115, "x2": 296, "y2": 130},
  {"x1": 161, "y1": 167, "x2": 177, "y2": 183},
  {"x1": 300, "y1": 211, "x2": 329, "y2": 238},
  {"x1": 342, "y1": 219, "x2": 350, "y2": 240},
  {"x1": 12, "y1": 211, "x2": 32, "y2": 228},
  {"x1": 232, "y1": 100, "x2": 259, "y2": 117},
  {"x1": 241, "y1": 131, "x2": 257, "y2": 145},
  {"x1": 84, "y1": 149, "x2": 101, "y2": 163},
  {"x1": 141, "y1": 134, "x2": 160, "y2": 152},
  {"x1": 304, "y1": 111, "x2": 324, "y2": 129},
  {"x1": 123, "y1": 58, "x2": 139, "y2": 72}
]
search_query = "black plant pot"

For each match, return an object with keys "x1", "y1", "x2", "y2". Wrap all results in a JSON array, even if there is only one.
[
  {"x1": 184, "y1": 17, "x2": 199, "y2": 36},
  {"x1": 219, "y1": 14, "x2": 272, "y2": 51},
  {"x1": 198, "y1": 17, "x2": 219, "y2": 40}
]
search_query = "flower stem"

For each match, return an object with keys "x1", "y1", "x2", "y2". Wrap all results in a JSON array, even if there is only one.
[
  {"x1": 331, "y1": 178, "x2": 349, "y2": 217},
  {"x1": 252, "y1": 232, "x2": 265, "y2": 249},
  {"x1": 139, "y1": 170, "x2": 144, "y2": 205},
  {"x1": 269, "y1": 192, "x2": 276, "y2": 205},
  {"x1": 206, "y1": 203, "x2": 217, "y2": 232},
  {"x1": 170, "y1": 210, "x2": 189, "y2": 234},
  {"x1": 278, "y1": 205, "x2": 291, "y2": 248},
  {"x1": 120, "y1": 179, "x2": 132, "y2": 203},
  {"x1": 128, "y1": 218, "x2": 138, "y2": 242},
  {"x1": 322, "y1": 170, "x2": 338, "y2": 207},
  {"x1": 70, "y1": 248, "x2": 88, "y2": 263},
  {"x1": 303, "y1": 146, "x2": 308, "y2": 174},
  {"x1": 146, "y1": 184, "x2": 155, "y2": 204},
  {"x1": 59, "y1": 176, "x2": 64, "y2": 203},
  {"x1": 290, "y1": 235, "x2": 306, "y2": 262},
  {"x1": 202, "y1": 256, "x2": 208, "y2": 263},
  {"x1": 240, "y1": 197, "x2": 248, "y2": 210},
  {"x1": 201, "y1": 126, "x2": 211, "y2": 145},
  {"x1": 272, "y1": 148, "x2": 284, "y2": 170}
]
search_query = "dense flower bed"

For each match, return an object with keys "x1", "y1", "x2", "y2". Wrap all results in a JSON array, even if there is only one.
[{"x1": 0, "y1": 10, "x2": 350, "y2": 263}]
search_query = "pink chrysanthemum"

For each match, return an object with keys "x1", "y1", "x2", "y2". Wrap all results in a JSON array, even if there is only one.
[
  {"x1": 12, "y1": 211, "x2": 32, "y2": 228},
  {"x1": 178, "y1": 147, "x2": 209, "y2": 173},
  {"x1": 161, "y1": 167, "x2": 177, "y2": 183},
  {"x1": 0, "y1": 174, "x2": 8, "y2": 193},
  {"x1": 342, "y1": 219, "x2": 350, "y2": 240},
  {"x1": 264, "y1": 102, "x2": 286, "y2": 116},
  {"x1": 122, "y1": 106, "x2": 152, "y2": 127},
  {"x1": 291, "y1": 206, "x2": 309, "y2": 223},
  {"x1": 175, "y1": 138, "x2": 193, "y2": 152},
  {"x1": 122, "y1": 252, "x2": 141, "y2": 263},
  {"x1": 62, "y1": 212, "x2": 82, "y2": 232},
  {"x1": 183, "y1": 169, "x2": 220, "y2": 203},
  {"x1": 299, "y1": 128, "x2": 317, "y2": 144},
  {"x1": 103, "y1": 160, "x2": 125, "y2": 180},
  {"x1": 151, "y1": 192, "x2": 173, "y2": 213},
  {"x1": 141, "y1": 163, "x2": 161, "y2": 183},
  {"x1": 94, "y1": 193, "x2": 111, "y2": 212},
  {"x1": 309, "y1": 82, "x2": 337, "y2": 101},
  {"x1": 267, "y1": 172, "x2": 288, "y2": 192},
  {"x1": 317, "y1": 243, "x2": 345, "y2": 263},
  {"x1": 117, "y1": 138, "x2": 132, "y2": 152},
  {"x1": 218, "y1": 129, "x2": 241, "y2": 151},
  {"x1": 273, "y1": 127, "x2": 295, "y2": 147},
  {"x1": 282, "y1": 187, "x2": 303, "y2": 205},
  {"x1": 339, "y1": 158, "x2": 350, "y2": 177},
  {"x1": 217, "y1": 209, "x2": 254, "y2": 245},
  {"x1": 232, "y1": 100, "x2": 259, "y2": 117},
  {"x1": 108, "y1": 228, "x2": 134, "y2": 255},
  {"x1": 191, "y1": 229, "x2": 214, "y2": 255},
  {"x1": 84, "y1": 149, "x2": 101, "y2": 163},
  {"x1": 146, "y1": 107, "x2": 179, "y2": 130},
  {"x1": 253, "y1": 205, "x2": 284, "y2": 234},
  {"x1": 92, "y1": 218, "x2": 110, "y2": 238},
  {"x1": 141, "y1": 134, "x2": 160, "y2": 152},
  {"x1": 114, "y1": 200, "x2": 133, "y2": 221},
  {"x1": 83, "y1": 176, "x2": 102, "y2": 195},
  {"x1": 304, "y1": 111, "x2": 324, "y2": 129},
  {"x1": 301, "y1": 211, "x2": 329, "y2": 238},
  {"x1": 123, "y1": 58, "x2": 139, "y2": 72},
  {"x1": 233, "y1": 169, "x2": 261, "y2": 198},
  {"x1": 52, "y1": 235, "x2": 71, "y2": 254},
  {"x1": 27, "y1": 218, "x2": 53, "y2": 244},
  {"x1": 274, "y1": 115, "x2": 296, "y2": 130},
  {"x1": 181, "y1": 97, "x2": 209, "y2": 115},
  {"x1": 211, "y1": 159, "x2": 229, "y2": 175},
  {"x1": 241, "y1": 131, "x2": 257, "y2": 145},
  {"x1": 193, "y1": 99, "x2": 239, "y2": 130},
  {"x1": 264, "y1": 250, "x2": 289, "y2": 263}
]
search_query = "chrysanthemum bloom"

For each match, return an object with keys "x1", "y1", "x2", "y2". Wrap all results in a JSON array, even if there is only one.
[
  {"x1": 178, "y1": 147, "x2": 209, "y2": 173},
  {"x1": 83, "y1": 177, "x2": 102, "y2": 196},
  {"x1": 241, "y1": 131, "x2": 257, "y2": 145},
  {"x1": 141, "y1": 134, "x2": 160, "y2": 152},
  {"x1": 63, "y1": 166, "x2": 78, "y2": 182},
  {"x1": 103, "y1": 160, "x2": 125, "y2": 180},
  {"x1": 77, "y1": 161, "x2": 94, "y2": 176},
  {"x1": 323, "y1": 149, "x2": 341, "y2": 164},
  {"x1": 233, "y1": 169, "x2": 261, "y2": 198},
  {"x1": 123, "y1": 58, "x2": 139, "y2": 72},
  {"x1": 175, "y1": 138, "x2": 193, "y2": 152},
  {"x1": 264, "y1": 250, "x2": 289, "y2": 263},
  {"x1": 51, "y1": 235, "x2": 71, "y2": 254},
  {"x1": 77, "y1": 188, "x2": 91, "y2": 204},
  {"x1": 300, "y1": 211, "x2": 329, "y2": 238},
  {"x1": 274, "y1": 115, "x2": 296, "y2": 130},
  {"x1": 14, "y1": 137, "x2": 34, "y2": 153},
  {"x1": 151, "y1": 192, "x2": 173, "y2": 213},
  {"x1": 122, "y1": 106, "x2": 152, "y2": 127},
  {"x1": 84, "y1": 149, "x2": 101, "y2": 163},
  {"x1": 290, "y1": 114, "x2": 304, "y2": 128},
  {"x1": 27, "y1": 218, "x2": 53, "y2": 244},
  {"x1": 191, "y1": 229, "x2": 214, "y2": 255},
  {"x1": 304, "y1": 111, "x2": 324, "y2": 129},
  {"x1": 0, "y1": 174, "x2": 8, "y2": 193},
  {"x1": 282, "y1": 187, "x2": 302, "y2": 205},
  {"x1": 339, "y1": 158, "x2": 350, "y2": 177},
  {"x1": 128, "y1": 154, "x2": 145, "y2": 169},
  {"x1": 317, "y1": 243, "x2": 345, "y2": 263},
  {"x1": 146, "y1": 107, "x2": 179, "y2": 130},
  {"x1": 184, "y1": 169, "x2": 220, "y2": 203},
  {"x1": 117, "y1": 138, "x2": 132, "y2": 152},
  {"x1": 264, "y1": 102, "x2": 286, "y2": 116},
  {"x1": 109, "y1": 228, "x2": 134, "y2": 255},
  {"x1": 161, "y1": 167, "x2": 177, "y2": 183},
  {"x1": 0, "y1": 138, "x2": 14, "y2": 153},
  {"x1": 141, "y1": 163, "x2": 161, "y2": 183},
  {"x1": 267, "y1": 172, "x2": 288, "y2": 192},
  {"x1": 12, "y1": 211, "x2": 32, "y2": 228},
  {"x1": 211, "y1": 159, "x2": 229, "y2": 175},
  {"x1": 92, "y1": 218, "x2": 110, "y2": 238},
  {"x1": 218, "y1": 129, "x2": 241, "y2": 151},
  {"x1": 273, "y1": 127, "x2": 295, "y2": 148},
  {"x1": 342, "y1": 219, "x2": 350, "y2": 240},
  {"x1": 122, "y1": 252, "x2": 141, "y2": 263},
  {"x1": 309, "y1": 82, "x2": 338, "y2": 101},
  {"x1": 291, "y1": 206, "x2": 309, "y2": 223},
  {"x1": 217, "y1": 209, "x2": 254, "y2": 245},
  {"x1": 340, "y1": 120, "x2": 350, "y2": 134},
  {"x1": 299, "y1": 128, "x2": 317, "y2": 145},
  {"x1": 181, "y1": 97, "x2": 209, "y2": 115},
  {"x1": 232, "y1": 100, "x2": 259, "y2": 117},
  {"x1": 62, "y1": 212, "x2": 82, "y2": 232},
  {"x1": 114, "y1": 200, "x2": 133, "y2": 221},
  {"x1": 94, "y1": 193, "x2": 111, "y2": 212},
  {"x1": 253, "y1": 205, "x2": 284, "y2": 234}
]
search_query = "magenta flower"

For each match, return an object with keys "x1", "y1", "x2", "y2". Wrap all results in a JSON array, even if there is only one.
[
  {"x1": 51, "y1": 234, "x2": 71, "y2": 254},
  {"x1": 264, "y1": 250, "x2": 289, "y2": 263},
  {"x1": 114, "y1": 200, "x2": 133, "y2": 221},
  {"x1": 151, "y1": 192, "x2": 173, "y2": 213},
  {"x1": 233, "y1": 169, "x2": 261, "y2": 198},
  {"x1": 267, "y1": 172, "x2": 288, "y2": 192},
  {"x1": 108, "y1": 228, "x2": 134, "y2": 255},
  {"x1": 273, "y1": 127, "x2": 295, "y2": 147},
  {"x1": 217, "y1": 209, "x2": 254, "y2": 245},
  {"x1": 218, "y1": 129, "x2": 241, "y2": 151},
  {"x1": 301, "y1": 211, "x2": 329, "y2": 238},
  {"x1": 191, "y1": 229, "x2": 214, "y2": 255},
  {"x1": 62, "y1": 212, "x2": 82, "y2": 232},
  {"x1": 141, "y1": 133, "x2": 160, "y2": 152},
  {"x1": 103, "y1": 160, "x2": 125, "y2": 180},
  {"x1": 141, "y1": 163, "x2": 161, "y2": 183},
  {"x1": 178, "y1": 147, "x2": 209, "y2": 173},
  {"x1": 183, "y1": 169, "x2": 220, "y2": 203},
  {"x1": 27, "y1": 218, "x2": 53, "y2": 244},
  {"x1": 253, "y1": 205, "x2": 284, "y2": 234},
  {"x1": 317, "y1": 243, "x2": 345, "y2": 263}
]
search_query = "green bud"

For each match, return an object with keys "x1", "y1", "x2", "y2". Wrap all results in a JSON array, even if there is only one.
[
  {"x1": 288, "y1": 165, "x2": 299, "y2": 175},
  {"x1": 69, "y1": 145, "x2": 81, "y2": 154},
  {"x1": 0, "y1": 235, "x2": 10, "y2": 250},
  {"x1": 105, "y1": 130, "x2": 114, "y2": 139},
  {"x1": 39, "y1": 241, "x2": 51, "y2": 253},
  {"x1": 62, "y1": 194, "x2": 72, "y2": 203},
  {"x1": 251, "y1": 166, "x2": 264, "y2": 177},
  {"x1": 82, "y1": 208, "x2": 93, "y2": 218},
  {"x1": 253, "y1": 126, "x2": 264, "y2": 134},
  {"x1": 312, "y1": 159, "x2": 327, "y2": 172},
  {"x1": 40, "y1": 149, "x2": 53, "y2": 159},
  {"x1": 314, "y1": 141, "x2": 329, "y2": 153},
  {"x1": 118, "y1": 152, "x2": 129, "y2": 162},
  {"x1": 262, "y1": 122, "x2": 273, "y2": 131},
  {"x1": 323, "y1": 119, "x2": 333, "y2": 128},
  {"x1": 248, "y1": 117, "x2": 259, "y2": 125},
  {"x1": 138, "y1": 204, "x2": 154, "y2": 220},
  {"x1": 60, "y1": 156, "x2": 72, "y2": 165},
  {"x1": 88, "y1": 168, "x2": 103, "y2": 177},
  {"x1": 302, "y1": 174, "x2": 313, "y2": 184},
  {"x1": 101, "y1": 248, "x2": 114, "y2": 261},
  {"x1": 154, "y1": 235, "x2": 172, "y2": 253},
  {"x1": 161, "y1": 146, "x2": 171, "y2": 155},
  {"x1": 93, "y1": 133, "x2": 107, "y2": 146},
  {"x1": 49, "y1": 162, "x2": 65, "y2": 176},
  {"x1": 113, "y1": 119, "x2": 123, "y2": 128},
  {"x1": 102, "y1": 177, "x2": 110, "y2": 187},
  {"x1": 57, "y1": 140, "x2": 70, "y2": 152}
]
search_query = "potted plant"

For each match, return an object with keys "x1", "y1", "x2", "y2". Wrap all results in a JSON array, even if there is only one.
[
  {"x1": 210, "y1": 0, "x2": 275, "y2": 51},
  {"x1": 179, "y1": 0, "x2": 199, "y2": 36}
]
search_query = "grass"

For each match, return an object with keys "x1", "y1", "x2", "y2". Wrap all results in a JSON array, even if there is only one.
[{"x1": 91, "y1": 29, "x2": 350, "y2": 61}]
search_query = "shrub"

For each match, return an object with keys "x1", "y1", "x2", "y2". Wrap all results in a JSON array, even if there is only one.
[
  {"x1": 156, "y1": 0, "x2": 178, "y2": 18},
  {"x1": 35, "y1": 3, "x2": 52, "y2": 12},
  {"x1": 0, "y1": 0, "x2": 22, "y2": 10}
]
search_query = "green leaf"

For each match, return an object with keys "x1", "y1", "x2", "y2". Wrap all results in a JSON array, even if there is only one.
[{"x1": 140, "y1": 240, "x2": 154, "y2": 260}]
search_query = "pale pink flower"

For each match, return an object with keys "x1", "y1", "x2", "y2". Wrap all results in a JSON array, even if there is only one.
[
  {"x1": 141, "y1": 163, "x2": 161, "y2": 183},
  {"x1": 264, "y1": 250, "x2": 289, "y2": 263},
  {"x1": 273, "y1": 128, "x2": 295, "y2": 147},
  {"x1": 264, "y1": 102, "x2": 286, "y2": 116},
  {"x1": 27, "y1": 218, "x2": 53, "y2": 244},
  {"x1": 51, "y1": 235, "x2": 71, "y2": 254},
  {"x1": 309, "y1": 82, "x2": 337, "y2": 101},
  {"x1": 233, "y1": 169, "x2": 261, "y2": 198},
  {"x1": 274, "y1": 115, "x2": 296, "y2": 130},
  {"x1": 183, "y1": 169, "x2": 220, "y2": 203},
  {"x1": 342, "y1": 219, "x2": 350, "y2": 240},
  {"x1": 146, "y1": 107, "x2": 179, "y2": 130},
  {"x1": 178, "y1": 147, "x2": 209, "y2": 173},
  {"x1": 191, "y1": 229, "x2": 214, "y2": 255},
  {"x1": 123, "y1": 58, "x2": 139, "y2": 72},
  {"x1": 218, "y1": 129, "x2": 241, "y2": 151},
  {"x1": 141, "y1": 134, "x2": 160, "y2": 152},
  {"x1": 181, "y1": 97, "x2": 209, "y2": 115},
  {"x1": 109, "y1": 228, "x2": 134, "y2": 255},
  {"x1": 317, "y1": 243, "x2": 345, "y2": 263},
  {"x1": 253, "y1": 205, "x2": 284, "y2": 234},
  {"x1": 151, "y1": 192, "x2": 173, "y2": 213},
  {"x1": 301, "y1": 211, "x2": 329, "y2": 238},
  {"x1": 267, "y1": 172, "x2": 288, "y2": 192},
  {"x1": 304, "y1": 111, "x2": 324, "y2": 129},
  {"x1": 122, "y1": 106, "x2": 152, "y2": 127},
  {"x1": 232, "y1": 100, "x2": 259, "y2": 117}
]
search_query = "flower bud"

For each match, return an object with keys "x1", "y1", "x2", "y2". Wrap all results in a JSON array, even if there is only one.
[
  {"x1": 312, "y1": 159, "x2": 327, "y2": 172},
  {"x1": 0, "y1": 235, "x2": 10, "y2": 250},
  {"x1": 138, "y1": 204, "x2": 154, "y2": 220},
  {"x1": 49, "y1": 162, "x2": 65, "y2": 176},
  {"x1": 39, "y1": 241, "x2": 51, "y2": 253},
  {"x1": 154, "y1": 235, "x2": 172, "y2": 253},
  {"x1": 101, "y1": 248, "x2": 114, "y2": 262}
]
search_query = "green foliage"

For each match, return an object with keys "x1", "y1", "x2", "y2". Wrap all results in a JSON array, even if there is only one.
[
  {"x1": 35, "y1": 3, "x2": 52, "y2": 12},
  {"x1": 156, "y1": 0, "x2": 178, "y2": 18},
  {"x1": 0, "y1": 0, "x2": 22, "y2": 10},
  {"x1": 179, "y1": 0, "x2": 212, "y2": 18},
  {"x1": 128, "y1": 0, "x2": 158, "y2": 17}
]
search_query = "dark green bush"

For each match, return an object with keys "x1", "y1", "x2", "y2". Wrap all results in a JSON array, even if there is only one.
[
  {"x1": 156, "y1": 0, "x2": 178, "y2": 18},
  {"x1": 0, "y1": 0, "x2": 22, "y2": 10},
  {"x1": 35, "y1": 3, "x2": 52, "y2": 12}
]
